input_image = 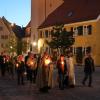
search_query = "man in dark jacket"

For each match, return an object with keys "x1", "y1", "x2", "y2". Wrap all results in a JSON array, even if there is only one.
[{"x1": 82, "y1": 53, "x2": 95, "y2": 87}]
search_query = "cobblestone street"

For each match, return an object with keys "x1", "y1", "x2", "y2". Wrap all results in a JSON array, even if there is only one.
[{"x1": 0, "y1": 66, "x2": 100, "y2": 100}]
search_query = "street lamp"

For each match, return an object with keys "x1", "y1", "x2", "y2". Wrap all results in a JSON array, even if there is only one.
[{"x1": 32, "y1": 42, "x2": 37, "y2": 46}]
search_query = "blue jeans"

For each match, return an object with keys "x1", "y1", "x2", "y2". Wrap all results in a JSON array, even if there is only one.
[
  {"x1": 59, "y1": 74, "x2": 64, "y2": 89},
  {"x1": 82, "y1": 73, "x2": 92, "y2": 86}
]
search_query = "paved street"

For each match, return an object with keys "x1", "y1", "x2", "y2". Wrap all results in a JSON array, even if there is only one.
[{"x1": 0, "y1": 66, "x2": 100, "y2": 100}]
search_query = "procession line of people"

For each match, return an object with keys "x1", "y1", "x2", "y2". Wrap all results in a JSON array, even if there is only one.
[{"x1": 0, "y1": 51, "x2": 95, "y2": 93}]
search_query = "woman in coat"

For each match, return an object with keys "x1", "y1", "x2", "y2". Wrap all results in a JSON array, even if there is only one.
[
  {"x1": 66, "y1": 52, "x2": 75, "y2": 88},
  {"x1": 36, "y1": 52, "x2": 50, "y2": 93}
]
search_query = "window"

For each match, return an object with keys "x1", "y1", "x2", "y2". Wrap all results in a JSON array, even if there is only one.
[
  {"x1": 49, "y1": 30, "x2": 51, "y2": 38},
  {"x1": 69, "y1": 47, "x2": 73, "y2": 53},
  {"x1": 83, "y1": 26, "x2": 87, "y2": 35},
  {"x1": 1, "y1": 35, "x2": 4, "y2": 39},
  {"x1": 6, "y1": 44, "x2": 8, "y2": 47},
  {"x1": 70, "y1": 27, "x2": 73, "y2": 32},
  {"x1": 73, "y1": 27, "x2": 78, "y2": 36},
  {"x1": 45, "y1": 30, "x2": 49, "y2": 38},
  {"x1": 39, "y1": 31, "x2": 42, "y2": 38},
  {"x1": 86, "y1": 46, "x2": 91, "y2": 53},
  {"x1": 76, "y1": 47, "x2": 83, "y2": 63},
  {"x1": 1, "y1": 35, "x2": 8, "y2": 39},
  {"x1": 77, "y1": 26, "x2": 83, "y2": 35},
  {"x1": 1, "y1": 43, "x2": 4, "y2": 48},
  {"x1": 67, "y1": 11, "x2": 73, "y2": 17},
  {"x1": 50, "y1": 30, "x2": 54, "y2": 38},
  {"x1": 5, "y1": 35, "x2": 8, "y2": 39},
  {"x1": 45, "y1": 47, "x2": 49, "y2": 52},
  {"x1": 87, "y1": 25, "x2": 92, "y2": 35}
]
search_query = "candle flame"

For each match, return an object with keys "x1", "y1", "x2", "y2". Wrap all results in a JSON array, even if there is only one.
[
  {"x1": 30, "y1": 61, "x2": 33, "y2": 65},
  {"x1": 61, "y1": 61, "x2": 64, "y2": 65},
  {"x1": 16, "y1": 63, "x2": 19, "y2": 68},
  {"x1": 45, "y1": 59, "x2": 51, "y2": 66}
]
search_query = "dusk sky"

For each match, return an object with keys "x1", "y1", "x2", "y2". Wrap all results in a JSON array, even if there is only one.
[{"x1": 0, "y1": 0, "x2": 31, "y2": 27}]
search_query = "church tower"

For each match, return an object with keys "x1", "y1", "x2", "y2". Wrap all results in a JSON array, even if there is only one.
[{"x1": 31, "y1": 0, "x2": 63, "y2": 53}]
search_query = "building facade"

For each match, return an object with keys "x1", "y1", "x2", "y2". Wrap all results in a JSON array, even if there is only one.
[
  {"x1": 0, "y1": 17, "x2": 17, "y2": 55},
  {"x1": 31, "y1": 0, "x2": 63, "y2": 53},
  {"x1": 38, "y1": 0, "x2": 100, "y2": 66}
]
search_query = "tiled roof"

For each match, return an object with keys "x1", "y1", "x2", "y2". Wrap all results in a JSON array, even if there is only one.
[
  {"x1": 25, "y1": 21, "x2": 31, "y2": 37},
  {"x1": 12, "y1": 25, "x2": 25, "y2": 38},
  {"x1": 39, "y1": 0, "x2": 100, "y2": 28}
]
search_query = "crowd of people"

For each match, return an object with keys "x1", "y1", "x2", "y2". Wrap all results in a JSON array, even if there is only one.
[{"x1": 0, "y1": 51, "x2": 95, "y2": 93}]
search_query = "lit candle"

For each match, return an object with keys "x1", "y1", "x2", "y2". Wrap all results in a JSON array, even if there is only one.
[
  {"x1": 61, "y1": 61, "x2": 64, "y2": 65},
  {"x1": 61, "y1": 61, "x2": 64, "y2": 72},
  {"x1": 30, "y1": 61, "x2": 33, "y2": 66},
  {"x1": 45, "y1": 58, "x2": 51, "y2": 66},
  {"x1": 16, "y1": 63, "x2": 19, "y2": 68}
]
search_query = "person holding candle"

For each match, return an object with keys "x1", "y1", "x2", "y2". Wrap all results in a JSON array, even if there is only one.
[
  {"x1": 36, "y1": 52, "x2": 50, "y2": 93},
  {"x1": 57, "y1": 54, "x2": 67, "y2": 90},
  {"x1": 66, "y1": 52, "x2": 75, "y2": 88},
  {"x1": 16, "y1": 55, "x2": 25, "y2": 85},
  {"x1": 26, "y1": 53, "x2": 37, "y2": 83},
  {"x1": 25, "y1": 52, "x2": 31, "y2": 81},
  {"x1": 42, "y1": 52, "x2": 50, "y2": 92}
]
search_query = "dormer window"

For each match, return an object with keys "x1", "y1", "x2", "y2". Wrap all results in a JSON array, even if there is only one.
[{"x1": 67, "y1": 11, "x2": 73, "y2": 17}]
